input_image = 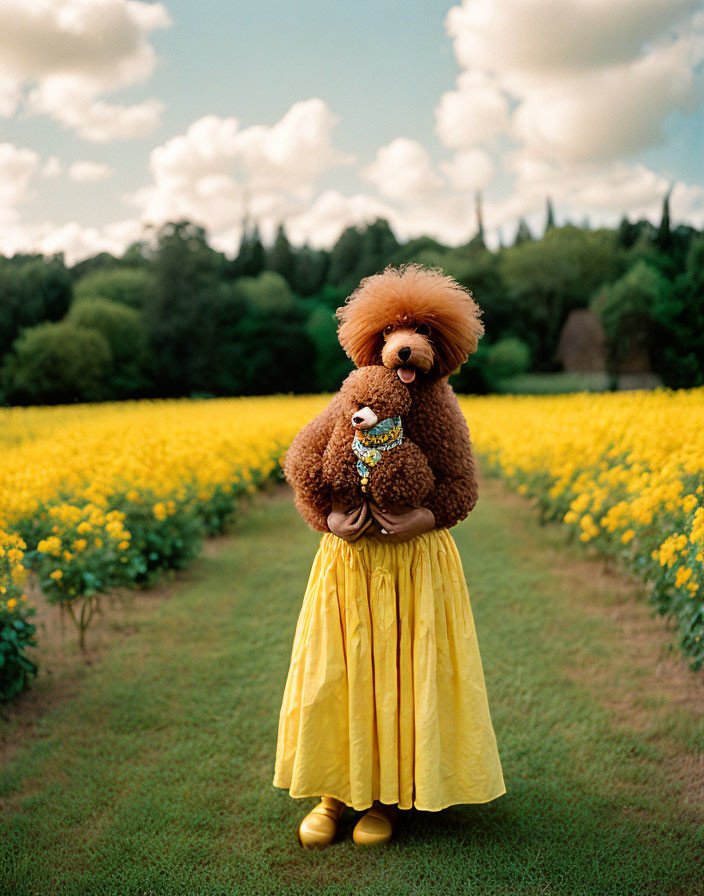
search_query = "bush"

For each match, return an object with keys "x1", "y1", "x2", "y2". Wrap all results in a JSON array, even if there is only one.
[
  {"x1": 2, "y1": 322, "x2": 112, "y2": 405},
  {"x1": 591, "y1": 260, "x2": 669, "y2": 378},
  {"x1": 0, "y1": 531, "x2": 37, "y2": 702},
  {"x1": 486, "y1": 337, "x2": 531, "y2": 381},
  {"x1": 68, "y1": 297, "x2": 148, "y2": 397},
  {"x1": 74, "y1": 267, "x2": 156, "y2": 309}
]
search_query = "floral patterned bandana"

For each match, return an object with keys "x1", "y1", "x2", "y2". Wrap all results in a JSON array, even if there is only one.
[{"x1": 352, "y1": 415, "x2": 403, "y2": 494}]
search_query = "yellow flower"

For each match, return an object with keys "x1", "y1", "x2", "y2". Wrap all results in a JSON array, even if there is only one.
[
  {"x1": 49, "y1": 569, "x2": 63, "y2": 581},
  {"x1": 73, "y1": 538, "x2": 87, "y2": 552},
  {"x1": 683, "y1": 494, "x2": 698, "y2": 514},
  {"x1": 621, "y1": 529, "x2": 635, "y2": 544},
  {"x1": 118, "y1": 540, "x2": 129, "y2": 551},
  {"x1": 6, "y1": 598, "x2": 17, "y2": 610},
  {"x1": 675, "y1": 567, "x2": 693, "y2": 588}
]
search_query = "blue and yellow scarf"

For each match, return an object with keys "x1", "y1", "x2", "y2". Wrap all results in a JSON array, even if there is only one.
[{"x1": 352, "y1": 415, "x2": 403, "y2": 494}]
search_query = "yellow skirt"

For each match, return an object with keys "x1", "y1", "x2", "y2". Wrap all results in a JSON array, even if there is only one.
[{"x1": 272, "y1": 528, "x2": 506, "y2": 812}]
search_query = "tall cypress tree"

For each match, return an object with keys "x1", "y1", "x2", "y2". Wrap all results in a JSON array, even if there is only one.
[
  {"x1": 656, "y1": 187, "x2": 672, "y2": 251},
  {"x1": 267, "y1": 223, "x2": 295, "y2": 286},
  {"x1": 545, "y1": 196, "x2": 556, "y2": 233}
]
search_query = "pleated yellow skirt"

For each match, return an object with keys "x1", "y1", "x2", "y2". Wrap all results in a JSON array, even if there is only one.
[{"x1": 272, "y1": 528, "x2": 506, "y2": 812}]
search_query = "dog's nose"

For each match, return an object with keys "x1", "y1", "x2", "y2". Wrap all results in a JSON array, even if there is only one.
[{"x1": 398, "y1": 346, "x2": 412, "y2": 362}]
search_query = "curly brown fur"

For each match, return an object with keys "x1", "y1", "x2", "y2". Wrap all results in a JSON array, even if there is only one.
[
  {"x1": 285, "y1": 266, "x2": 483, "y2": 532},
  {"x1": 321, "y1": 367, "x2": 434, "y2": 511},
  {"x1": 337, "y1": 264, "x2": 484, "y2": 379}
]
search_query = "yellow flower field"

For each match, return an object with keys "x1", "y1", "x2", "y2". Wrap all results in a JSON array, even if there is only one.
[
  {"x1": 458, "y1": 387, "x2": 704, "y2": 667},
  {"x1": 1, "y1": 387, "x2": 703, "y2": 675}
]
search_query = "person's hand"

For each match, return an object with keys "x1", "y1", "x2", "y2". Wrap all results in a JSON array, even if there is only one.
[
  {"x1": 368, "y1": 503, "x2": 435, "y2": 543},
  {"x1": 327, "y1": 497, "x2": 373, "y2": 542}
]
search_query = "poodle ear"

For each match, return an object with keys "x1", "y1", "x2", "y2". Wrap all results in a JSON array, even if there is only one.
[{"x1": 336, "y1": 302, "x2": 384, "y2": 367}]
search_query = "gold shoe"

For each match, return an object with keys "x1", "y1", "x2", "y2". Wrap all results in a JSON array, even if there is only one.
[
  {"x1": 298, "y1": 797, "x2": 345, "y2": 848},
  {"x1": 352, "y1": 802, "x2": 398, "y2": 846}
]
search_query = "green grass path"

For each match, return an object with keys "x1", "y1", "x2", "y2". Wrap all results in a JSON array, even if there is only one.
[{"x1": 1, "y1": 480, "x2": 702, "y2": 896}]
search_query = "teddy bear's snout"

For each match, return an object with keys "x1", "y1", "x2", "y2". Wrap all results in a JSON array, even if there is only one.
[{"x1": 351, "y1": 407, "x2": 379, "y2": 430}]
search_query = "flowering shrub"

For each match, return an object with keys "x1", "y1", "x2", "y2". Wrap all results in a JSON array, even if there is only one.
[
  {"x1": 0, "y1": 396, "x2": 319, "y2": 681},
  {"x1": 2, "y1": 388, "x2": 702, "y2": 695},
  {"x1": 460, "y1": 387, "x2": 704, "y2": 668},
  {"x1": 0, "y1": 531, "x2": 37, "y2": 700}
]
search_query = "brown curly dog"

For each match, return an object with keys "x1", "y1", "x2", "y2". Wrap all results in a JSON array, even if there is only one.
[
  {"x1": 321, "y1": 365, "x2": 435, "y2": 511},
  {"x1": 284, "y1": 264, "x2": 484, "y2": 533}
]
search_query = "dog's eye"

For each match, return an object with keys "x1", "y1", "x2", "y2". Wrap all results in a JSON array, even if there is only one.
[
  {"x1": 383, "y1": 325, "x2": 394, "y2": 338},
  {"x1": 415, "y1": 323, "x2": 431, "y2": 336}
]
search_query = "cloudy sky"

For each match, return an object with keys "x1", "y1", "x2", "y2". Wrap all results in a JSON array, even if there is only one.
[{"x1": 1, "y1": 0, "x2": 703, "y2": 264}]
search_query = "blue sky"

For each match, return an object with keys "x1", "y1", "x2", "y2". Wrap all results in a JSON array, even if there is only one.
[{"x1": 1, "y1": 0, "x2": 703, "y2": 263}]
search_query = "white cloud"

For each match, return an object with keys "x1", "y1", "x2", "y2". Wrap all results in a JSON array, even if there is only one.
[
  {"x1": 440, "y1": 0, "x2": 704, "y2": 163},
  {"x1": 40, "y1": 155, "x2": 63, "y2": 178},
  {"x1": 32, "y1": 219, "x2": 143, "y2": 262},
  {"x1": 68, "y1": 160, "x2": 114, "y2": 182},
  {"x1": 512, "y1": 34, "x2": 704, "y2": 163},
  {"x1": 0, "y1": 142, "x2": 40, "y2": 215},
  {"x1": 0, "y1": 0, "x2": 170, "y2": 139},
  {"x1": 441, "y1": 149, "x2": 494, "y2": 192},
  {"x1": 446, "y1": 0, "x2": 700, "y2": 76},
  {"x1": 286, "y1": 190, "x2": 396, "y2": 248},
  {"x1": 435, "y1": 72, "x2": 511, "y2": 149},
  {"x1": 361, "y1": 138, "x2": 442, "y2": 200},
  {"x1": 132, "y1": 99, "x2": 352, "y2": 245}
]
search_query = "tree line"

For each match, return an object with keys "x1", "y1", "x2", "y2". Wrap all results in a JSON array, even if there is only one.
[{"x1": 0, "y1": 195, "x2": 702, "y2": 405}]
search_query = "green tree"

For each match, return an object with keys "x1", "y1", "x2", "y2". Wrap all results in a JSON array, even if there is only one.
[
  {"x1": 357, "y1": 218, "x2": 400, "y2": 279},
  {"x1": 513, "y1": 218, "x2": 533, "y2": 246},
  {"x1": 68, "y1": 298, "x2": 148, "y2": 397},
  {"x1": 234, "y1": 221, "x2": 266, "y2": 278},
  {"x1": 390, "y1": 235, "x2": 448, "y2": 265},
  {"x1": 74, "y1": 268, "x2": 156, "y2": 309},
  {"x1": 486, "y1": 336, "x2": 531, "y2": 382},
  {"x1": 234, "y1": 272, "x2": 296, "y2": 313},
  {"x1": 0, "y1": 256, "x2": 72, "y2": 356},
  {"x1": 69, "y1": 252, "x2": 120, "y2": 282},
  {"x1": 500, "y1": 226, "x2": 621, "y2": 369},
  {"x1": 305, "y1": 303, "x2": 353, "y2": 391},
  {"x1": 267, "y1": 224, "x2": 296, "y2": 286},
  {"x1": 656, "y1": 188, "x2": 672, "y2": 252},
  {"x1": 591, "y1": 260, "x2": 669, "y2": 380},
  {"x1": 293, "y1": 245, "x2": 329, "y2": 297},
  {"x1": 327, "y1": 225, "x2": 365, "y2": 287},
  {"x1": 2, "y1": 322, "x2": 112, "y2": 404},
  {"x1": 144, "y1": 221, "x2": 230, "y2": 396},
  {"x1": 649, "y1": 235, "x2": 704, "y2": 388},
  {"x1": 466, "y1": 192, "x2": 486, "y2": 250},
  {"x1": 236, "y1": 310, "x2": 317, "y2": 395},
  {"x1": 545, "y1": 197, "x2": 556, "y2": 233}
]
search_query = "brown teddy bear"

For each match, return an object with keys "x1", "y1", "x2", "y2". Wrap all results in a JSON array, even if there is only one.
[
  {"x1": 283, "y1": 263, "x2": 485, "y2": 536},
  {"x1": 321, "y1": 365, "x2": 435, "y2": 513}
]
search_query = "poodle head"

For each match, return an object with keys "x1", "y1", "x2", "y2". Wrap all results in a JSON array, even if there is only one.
[
  {"x1": 336, "y1": 264, "x2": 484, "y2": 382},
  {"x1": 339, "y1": 366, "x2": 412, "y2": 431}
]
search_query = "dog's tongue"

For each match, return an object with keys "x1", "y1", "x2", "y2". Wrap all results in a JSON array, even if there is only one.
[{"x1": 397, "y1": 366, "x2": 416, "y2": 384}]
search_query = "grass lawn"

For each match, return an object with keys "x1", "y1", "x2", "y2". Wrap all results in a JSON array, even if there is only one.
[{"x1": 1, "y1": 478, "x2": 702, "y2": 896}]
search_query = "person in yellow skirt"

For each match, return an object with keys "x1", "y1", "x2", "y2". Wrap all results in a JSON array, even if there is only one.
[{"x1": 273, "y1": 265, "x2": 505, "y2": 847}]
